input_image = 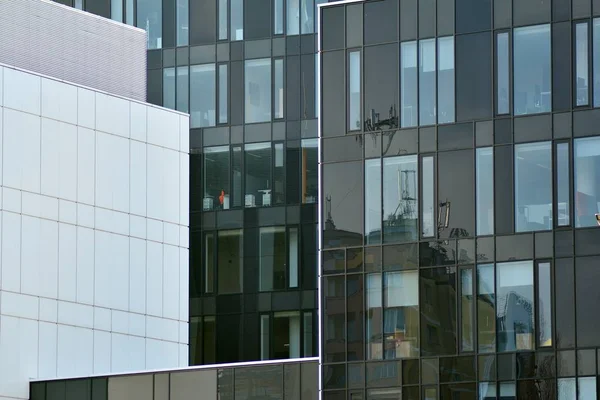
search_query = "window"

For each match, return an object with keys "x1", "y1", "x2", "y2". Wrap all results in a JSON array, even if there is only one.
[
  {"x1": 111, "y1": 0, "x2": 123, "y2": 22},
  {"x1": 383, "y1": 155, "x2": 418, "y2": 243},
  {"x1": 289, "y1": 227, "x2": 299, "y2": 288},
  {"x1": 558, "y1": 379, "x2": 576, "y2": 400},
  {"x1": 476, "y1": 147, "x2": 494, "y2": 235},
  {"x1": 477, "y1": 264, "x2": 495, "y2": 353},
  {"x1": 574, "y1": 137, "x2": 600, "y2": 227},
  {"x1": 497, "y1": 32, "x2": 510, "y2": 114},
  {"x1": 177, "y1": 0, "x2": 189, "y2": 46},
  {"x1": 190, "y1": 64, "x2": 216, "y2": 128},
  {"x1": 217, "y1": 230, "x2": 243, "y2": 294},
  {"x1": 274, "y1": 0, "x2": 284, "y2": 34},
  {"x1": 384, "y1": 271, "x2": 419, "y2": 358},
  {"x1": 137, "y1": 0, "x2": 162, "y2": 49},
  {"x1": 177, "y1": 66, "x2": 189, "y2": 113},
  {"x1": 300, "y1": 0, "x2": 314, "y2": 33},
  {"x1": 460, "y1": 268, "x2": 474, "y2": 352},
  {"x1": 274, "y1": 143, "x2": 284, "y2": 205},
  {"x1": 203, "y1": 146, "x2": 230, "y2": 210},
  {"x1": 203, "y1": 316, "x2": 217, "y2": 364},
  {"x1": 274, "y1": 59, "x2": 284, "y2": 119},
  {"x1": 301, "y1": 139, "x2": 318, "y2": 204},
  {"x1": 163, "y1": 68, "x2": 176, "y2": 110},
  {"x1": 261, "y1": 315, "x2": 270, "y2": 360},
  {"x1": 437, "y1": 36, "x2": 455, "y2": 124},
  {"x1": 513, "y1": 24, "x2": 551, "y2": 115},
  {"x1": 365, "y1": 159, "x2": 382, "y2": 245},
  {"x1": 349, "y1": 51, "x2": 361, "y2": 131},
  {"x1": 232, "y1": 147, "x2": 243, "y2": 208},
  {"x1": 401, "y1": 41, "x2": 418, "y2": 127},
  {"x1": 75, "y1": 0, "x2": 83, "y2": 10},
  {"x1": 245, "y1": 59, "x2": 272, "y2": 123},
  {"x1": 303, "y1": 311, "x2": 314, "y2": 356},
  {"x1": 218, "y1": 64, "x2": 228, "y2": 124},
  {"x1": 287, "y1": 0, "x2": 300, "y2": 35},
  {"x1": 274, "y1": 312, "x2": 301, "y2": 359},
  {"x1": 479, "y1": 383, "x2": 497, "y2": 400},
  {"x1": 419, "y1": 39, "x2": 436, "y2": 125},
  {"x1": 205, "y1": 233, "x2": 215, "y2": 293},
  {"x1": 366, "y1": 273, "x2": 383, "y2": 360},
  {"x1": 515, "y1": 142, "x2": 552, "y2": 232},
  {"x1": 245, "y1": 143, "x2": 272, "y2": 207},
  {"x1": 576, "y1": 22, "x2": 589, "y2": 106},
  {"x1": 556, "y1": 142, "x2": 570, "y2": 226},
  {"x1": 537, "y1": 262, "x2": 552, "y2": 347},
  {"x1": 218, "y1": 0, "x2": 228, "y2": 40},
  {"x1": 421, "y1": 156, "x2": 434, "y2": 238},
  {"x1": 579, "y1": 378, "x2": 598, "y2": 400},
  {"x1": 231, "y1": 0, "x2": 243, "y2": 40},
  {"x1": 496, "y1": 261, "x2": 534, "y2": 352},
  {"x1": 259, "y1": 227, "x2": 286, "y2": 291},
  {"x1": 126, "y1": 0, "x2": 134, "y2": 24},
  {"x1": 594, "y1": 19, "x2": 600, "y2": 107}
]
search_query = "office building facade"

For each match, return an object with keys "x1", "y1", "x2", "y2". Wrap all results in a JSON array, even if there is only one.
[{"x1": 319, "y1": 0, "x2": 600, "y2": 398}]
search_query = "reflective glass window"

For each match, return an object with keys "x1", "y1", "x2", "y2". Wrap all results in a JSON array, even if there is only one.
[
  {"x1": 477, "y1": 264, "x2": 495, "y2": 353},
  {"x1": 204, "y1": 146, "x2": 230, "y2": 210},
  {"x1": 301, "y1": 139, "x2": 318, "y2": 204},
  {"x1": 514, "y1": 24, "x2": 551, "y2": 115},
  {"x1": 231, "y1": 0, "x2": 243, "y2": 40},
  {"x1": 479, "y1": 383, "x2": 496, "y2": 400},
  {"x1": 137, "y1": 0, "x2": 162, "y2": 49},
  {"x1": 558, "y1": 378, "x2": 576, "y2": 400},
  {"x1": 365, "y1": 159, "x2": 382, "y2": 245},
  {"x1": 274, "y1": 143, "x2": 284, "y2": 205},
  {"x1": 437, "y1": 37, "x2": 455, "y2": 124},
  {"x1": 203, "y1": 316, "x2": 216, "y2": 363},
  {"x1": 557, "y1": 142, "x2": 570, "y2": 226},
  {"x1": 163, "y1": 68, "x2": 176, "y2": 110},
  {"x1": 301, "y1": 0, "x2": 315, "y2": 33},
  {"x1": 384, "y1": 270, "x2": 419, "y2": 358},
  {"x1": 126, "y1": 0, "x2": 134, "y2": 24},
  {"x1": 274, "y1": 311, "x2": 301, "y2": 359},
  {"x1": 75, "y1": 0, "x2": 83, "y2": 10},
  {"x1": 476, "y1": 147, "x2": 494, "y2": 236},
  {"x1": 205, "y1": 233, "x2": 215, "y2": 293},
  {"x1": 218, "y1": 64, "x2": 228, "y2": 124},
  {"x1": 218, "y1": 0, "x2": 228, "y2": 40},
  {"x1": 259, "y1": 227, "x2": 286, "y2": 291},
  {"x1": 496, "y1": 260, "x2": 534, "y2": 352},
  {"x1": 177, "y1": 66, "x2": 189, "y2": 113},
  {"x1": 367, "y1": 273, "x2": 383, "y2": 359},
  {"x1": 274, "y1": 59, "x2": 284, "y2": 119},
  {"x1": 111, "y1": 0, "x2": 123, "y2": 22},
  {"x1": 594, "y1": 19, "x2": 600, "y2": 107},
  {"x1": 245, "y1": 59, "x2": 272, "y2": 123},
  {"x1": 579, "y1": 377, "x2": 597, "y2": 400},
  {"x1": 515, "y1": 142, "x2": 552, "y2": 232},
  {"x1": 217, "y1": 230, "x2": 243, "y2": 294},
  {"x1": 383, "y1": 155, "x2": 418, "y2": 243},
  {"x1": 420, "y1": 267, "x2": 457, "y2": 356},
  {"x1": 287, "y1": 0, "x2": 300, "y2": 35},
  {"x1": 349, "y1": 51, "x2": 361, "y2": 131},
  {"x1": 401, "y1": 41, "x2": 418, "y2": 128},
  {"x1": 245, "y1": 143, "x2": 272, "y2": 207},
  {"x1": 274, "y1": 0, "x2": 284, "y2": 34},
  {"x1": 303, "y1": 311, "x2": 314, "y2": 356},
  {"x1": 177, "y1": 0, "x2": 189, "y2": 46},
  {"x1": 419, "y1": 39, "x2": 436, "y2": 125},
  {"x1": 576, "y1": 22, "x2": 589, "y2": 106},
  {"x1": 190, "y1": 64, "x2": 216, "y2": 128},
  {"x1": 499, "y1": 382, "x2": 516, "y2": 400},
  {"x1": 260, "y1": 315, "x2": 270, "y2": 360},
  {"x1": 538, "y1": 262, "x2": 552, "y2": 347},
  {"x1": 497, "y1": 32, "x2": 509, "y2": 115},
  {"x1": 574, "y1": 137, "x2": 600, "y2": 227},
  {"x1": 460, "y1": 268, "x2": 474, "y2": 352},
  {"x1": 289, "y1": 227, "x2": 299, "y2": 288},
  {"x1": 421, "y1": 156, "x2": 434, "y2": 238},
  {"x1": 232, "y1": 147, "x2": 243, "y2": 207},
  {"x1": 324, "y1": 276, "x2": 346, "y2": 362}
]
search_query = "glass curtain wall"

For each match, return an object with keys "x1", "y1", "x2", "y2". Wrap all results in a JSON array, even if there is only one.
[{"x1": 137, "y1": 0, "x2": 162, "y2": 49}]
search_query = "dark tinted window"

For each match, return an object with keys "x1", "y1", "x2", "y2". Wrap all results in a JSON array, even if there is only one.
[
  {"x1": 420, "y1": 267, "x2": 457, "y2": 356},
  {"x1": 190, "y1": 0, "x2": 216, "y2": 44},
  {"x1": 244, "y1": 0, "x2": 271, "y2": 39},
  {"x1": 364, "y1": 0, "x2": 397, "y2": 44},
  {"x1": 456, "y1": 32, "x2": 492, "y2": 122},
  {"x1": 322, "y1": 51, "x2": 345, "y2": 137},
  {"x1": 322, "y1": 6, "x2": 345, "y2": 50},
  {"x1": 456, "y1": 0, "x2": 491, "y2": 34},
  {"x1": 556, "y1": 258, "x2": 576, "y2": 348},
  {"x1": 365, "y1": 44, "x2": 398, "y2": 132},
  {"x1": 438, "y1": 150, "x2": 475, "y2": 238},
  {"x1": 494, "y1": 145, "x2": 513, "y2": 234},
  {"x1": 513, "y1": 0, "x2": 551, "y2": 25},
  {"x1": 576, "y1": 256, "x2": 600, "y2": 347}
]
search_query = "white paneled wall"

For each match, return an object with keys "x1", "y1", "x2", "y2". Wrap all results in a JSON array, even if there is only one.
[{"x1": 0, "y1": 65, "x2": 190, "y2": 400}]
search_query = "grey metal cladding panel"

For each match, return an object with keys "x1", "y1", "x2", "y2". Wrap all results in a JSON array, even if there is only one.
[{"x1": 0, "y1": 0, "x2": 147, "y2": 101}]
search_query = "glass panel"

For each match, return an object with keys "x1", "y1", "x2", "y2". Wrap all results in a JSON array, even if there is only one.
[
  {"x1": 177, "y1": 66, "x2": 189, "y2": 113},
  {"x1": 324, "y1": 276, "x2": 346, "y2": 362},
  {"x1": 301, "y1": 139, "x2": 318, "y2": 204},
  {"x1": 496, "y1": 260, "x2": 534, "y2": 352},
  {"x1": 231, "y1": 0, "x2": 243, "y2": 40},
  {"x1": 163, "y1": 68, "x2": 176, "y2": 110},
  {"x1": 515, "y1": 142, "x2": 552, "y2": 232},
  {"x1": 421, "y1": 156, "x2": 434, "y2": 238},
  {"x1": 218, "y1": 0, "x2": 228, "y2": 40},
  {"x1": 574, "y1": 137, "x2": 600, "y2": 227},
  {"x1": 437, "y1": 36, "x2": 455, "y2": 124},
  {"x1": 177, "y1": 0, "x2": 189, "y2": 46},
  {"x1": 461, "y1": 268, "x2": 474, "y2": 352},
  {"x1": 558, "y1": 378, "x2": 576, "y2": 400},
  {"x1": 301, "y1": 0, "x2": 314, "y2": 33},
  {"x1": 203, "y1": 316, "x2": 216, "y2": 363},
  {"x1": 349, "y1": 51, "x2": 361, "y2": 131},
  {"x1": 594, "y1": 19, "x2": 600, "y2": 107},
  {"x1": 479, "y1": 382, "x2": 496, "y2": 400},
  {"x1": 112, "y1": 0, "x2": 123, "y2": 22},
  {"x1": 401, "y1": 41, "x2": 418, "y2": 128},
  {"x1": 477, "y1": 264, "x2": 495, "y2": 353},
  {"x1": 232, "y1": 146, "x2": 242, "y2": 208},
  {"x1": 497, "y1": 32, "x2": 509, "y2": 115},
  {"x1": 365, "y1": 159, "x2": 382, "y2": 245},
  {"x1": 419, "y1": 39, "x2": 436, "y2": 125},
  {"x1": 75, "y1": 0, "x2": 83, "y2": 10},
  {"x1": 557, "y1": 143, "x2": 570, "y2": 226},
  {"x1": 579, "y1": 377, "x2": 597, "y2": 400},
  {"x1": 205, "y1": 233, "x2": 215, "y2": 293},
  {"x1": 289, "y1": 227, "x2": 299, "y2": 288},
  {"x1": 287, "y1": 0, "x2": 300, "y2": 35},
  {"x1": 576, "y1": 23, "x2": 589, "y2": 106},
  {"x1": 367, "y1": 273, "x2": 383, "y2": 360},
  {"x1": 203, "y1": 146, "x2": 230, "y2": 210},
  {"x1": 274, "y1": 0, "x2": 284, "y2": 34},
  {"x1": 245, "y1": 59, "x2": 272, "y2": 123},
  {"x1": 274, "y1": 311, "x2": 301, "y2": 359},
  {"x1": 261, "y1": 314, "x2": 270, "y2": 360},
  {"x1": 303, "y1": 311, "x2": 313, "y2": 356},
  {"x1": 476, "y1": 147, "x2": 494, "y2": 236},
  {"x1": 538, "y1": 262, "x2": 552, "y2": 347},
  {"x1": 274, "y1": 59, "x2": 284, "y2": 119},
  {"x1": 219, "y1": 64, "x2": 228, "y2": 124},
  {"x1": 514, "y1": 24, "x2": 551, "y2": 115},
  {"x1": 190, "y1": 64, "x2": 216, "y2": 128},
  {"x1": 384, "y1": 271, "x2": 419, "y2": 358},
  {"x1": 217, "y1": 230, "x2": 243, "y2": 294},
  {"x1": 259, "y1": 227, "x2": 286, "y2": 291},
  {"x1": 245, "y1": 143, "x2": 272, "y2": 207},
  {"x1": 499, "y1": 382, "x2": 516, "y2": 400},
  {"x1": 383, "y1": 156, "x2": 418, "y2": 243},
  {"x1": 137, "y1": 0, "x2": 162, "y2": 49}
]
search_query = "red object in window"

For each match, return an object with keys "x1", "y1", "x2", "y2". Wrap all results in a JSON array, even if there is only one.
[{"x1": 219, "y1": 190, "x2": 225, "y2": 205}]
